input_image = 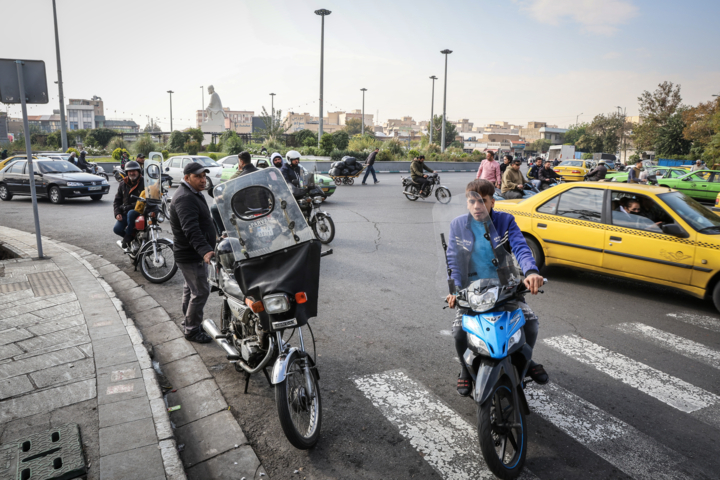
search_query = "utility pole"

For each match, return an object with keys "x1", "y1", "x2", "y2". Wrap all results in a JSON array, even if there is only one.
[
  {"x1": 270, "y1": 92, "x2": 276, "y2": 132},
  {"x1": 167, "y1": 90, "x2": 174, "y2": 131},
  {"x1": 315, "y1": 9, "x2": 331, "y2": 146},
  {"x1": 52, "y1": 0, "x2": 68, "y2": 151},
  {"x1": 617, "y1": 106, "x2": 626, "y2": 164},
  {"x1": 576, "y1": 113, "x2": 583, "y2": 126},
  {"x1": 440, "y1": 49, "x2": 452, "y2": 152},
  {"x1": 360, "y1": 88, "x2": 367, "y2": 136},
  {"x1": 429, "y1": 75, "x2": 437, "y2": 144}
]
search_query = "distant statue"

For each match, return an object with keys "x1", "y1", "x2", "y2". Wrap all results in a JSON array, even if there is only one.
[{"x1": 205, "y1": 85, "x2": 226, "y2": 123}]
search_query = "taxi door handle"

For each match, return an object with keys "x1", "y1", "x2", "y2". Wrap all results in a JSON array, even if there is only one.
[
  {"x1": 537, "y1": 223, "x2": 547, "y2": 229},
  {"x1": 610, "y1": 236, "x2": 622, "y2": 242}
]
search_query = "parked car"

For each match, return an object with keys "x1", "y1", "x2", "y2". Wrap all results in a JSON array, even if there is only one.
[
  {"x1": 0, "y1": 155, "x2": 39, "y2": 172},
  {"x1": 553, "y1": 159, "x2": 597, "y2": 182},
  {"x1": 657, "y1": 170, "x2": 720, "y2": 202},
  {"x1": 0, "y1": 158, "x2": 109, "y2": 203},
  {"x1": 162, "y1": 155, "x2": 222, "y2": 193},
  {"x1": 218, "y1": 155, "x2": 272, "y2": 182}
]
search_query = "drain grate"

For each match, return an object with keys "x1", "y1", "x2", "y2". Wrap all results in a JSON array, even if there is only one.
[
  {"x1": 0, "y1": 423, "x2": 87, "y2": 480},
  {"x1": 27, "y1": 271, "x2": 73, "y2": 297},
  {"x1": 0, "y1": 282, "x2": 32, "y2": 293}
]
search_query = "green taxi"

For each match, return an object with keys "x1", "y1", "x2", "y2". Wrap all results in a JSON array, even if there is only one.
[
  {"x1": 606, "y1": 166, "x2": 688, "y2": 183},
  {"x1": 657, "y1": 170, "x2": 720, "y2": 202}
]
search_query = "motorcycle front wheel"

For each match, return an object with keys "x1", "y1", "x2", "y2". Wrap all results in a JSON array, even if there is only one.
[
  {"x1": 312, "y1": 214, "x2": 335, "y2": 244},
  {"x1": 477, "y1": 378, "x2": 527, "y2": 480},
  {"x1": 435, "y1": 187, "x2": 452, "y2": 204},
  {"x1": 139, "y1": 238, "x2": 178, "y2": 283},
  {"x1": 404, "y1": 185, "x2": 419, "y2": 201},
  {"x1": 276, "y1": 355, "x2": 322, "y2": 449},
  {"x1": 114, "y1": 171, "x2": 124, "y2": 183}
]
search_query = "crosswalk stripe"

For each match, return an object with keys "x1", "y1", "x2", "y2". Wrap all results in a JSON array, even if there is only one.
[
  {"x1": 544, "y1": 334, "x2": 720, "y2": 429},
  {"x1": 526, "y1": 382, "x2": 696, "y2": 480},
  {"x1": 615, "y1": 322, "x2": 720, "y2": 370},
  {"x1": 667, "y1": 313, "x2": 720, "y2": 333},
  {"x1": 353, "y1": 370, "x2": 538, "y2": 480}
]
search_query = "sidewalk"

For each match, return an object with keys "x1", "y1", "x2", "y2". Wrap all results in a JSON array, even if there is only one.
[{"x1": 0, "y1": 226, "x2": 266, "y2": 479}]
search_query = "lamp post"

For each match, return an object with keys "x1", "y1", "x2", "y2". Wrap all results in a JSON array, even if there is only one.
[
  {"x1": 429, "y1": 75, "x2": 437, "y2": 144},
  {"x1": 167, "y1": 90, "x2": 174, "y2": 131},
  {"x1": 270, "y1": 93, "x2": 276, "y2": 131},
  {"x1": 576, "y1": 113, "x2": 583, "y2": 126},
  {"x1": 52, "y1": 0, "x2": 68, "y2": 151},
  {"x1": 200, "y1": 86, "x2": 204, "y2": 123},
  {"x1": 440, "y1": 49, "x2": 452, "y2": 152},
  {"x1": 315, "y1": 9, "x2": 331, "y2": 146},
  {"x1": 360, "y1": 88, "x2": 367, "y2": 136},
  {"x1": 617, "y1": 106, "x2": 626, "y2": 164}
]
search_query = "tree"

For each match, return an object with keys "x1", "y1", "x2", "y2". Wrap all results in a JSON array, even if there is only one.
[
  {"x1": 258, "y1": 106, "x2": 286, "y2": 139},
  {"x1": 294, "y1": 129, "x2": 316, "y2": 147},
  {"x1": 343, "y1": 118, "x2": 364, "y2": 136},
  {"x1": 655, "y1": 111, "x2": 692, "y2": 157},
  {"x1": 84, "y1": 128, "x2": 118, "y2": 148},
  {"x1": 429, "y1": 115, "x2": 458, "y2": 147},
  {"x1": 682, "y1": 99, "x2": 720, "y2": 146},
  {"x1": 46, "y1": 130, "x2": 61, "y2": 149},
  {"x1": 563, "y1": 123, "x2": 590, "y2": 146},
  {"x1": 528, "y1": 139, "x2": 553, "y2": 153},
  {"x1": 319, "y1": 133, "x2": 334, "y2": 155},
  {"x1": 168, "y1": 131, "x2": 188, "y2": 152},
  {"x1": 633, "y1": 81, "x2": 683, "y2": 150},
  {"x1": 222, "y1": 131, "x2": 244, "y2": 155},
  {"x1": 331, "y1": 130, "x2": 349, "y2": 150},
  {"x1": 185, "y1": 128, "x2": 204, "y2": 145},
  {"x1": 143, "y1": 122, "x2": 161, "y2": 133},
  {"x1": 132, "y1": 135, "x2": 158, "y2": 156}
]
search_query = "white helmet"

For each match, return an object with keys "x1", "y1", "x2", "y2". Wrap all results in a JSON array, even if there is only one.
[{"x1": 286, "y1": 150, "x2": 301, "y2": 162}]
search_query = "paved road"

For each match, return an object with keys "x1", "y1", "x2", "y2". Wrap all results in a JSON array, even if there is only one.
[{"x1": 1, "y1": 173, "x2": 719, "y2": 479}]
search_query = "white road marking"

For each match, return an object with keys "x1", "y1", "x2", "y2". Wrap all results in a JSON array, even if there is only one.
[
  {"x1": 615, "y1": 322, "x2": 720, "y2": 370},
  {"x1": 353, "y1": 370, "x2": 537, "y2": 480},
  {"x1": 440, "y1": 329, "x2": 452, "y2": 336},
  {"x1": 544, "y1": 334, "x2": 720, "y2": 429},
  {"x1": 667, "y1": 313, "x2": 720, "y2": 333},
  {"x1": 527, "y1": 382, "x2": 696, "y2": 480}
]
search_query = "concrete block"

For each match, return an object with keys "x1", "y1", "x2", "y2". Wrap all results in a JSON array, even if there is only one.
[
  {"x1": 175, "y1": 410, "x2": 247, "y2": 467},
  {"x1": 29, "y1": 357, "x2": 95, "y2": 388},
  {"x1": 93, "y1": 335, "x2": 137, "y2": 369},
  {"x1": 88, "y1": 322, "x2": 128, "y2": 341},
  {"x1": 99, "y1": 417, "x2": 157, "y2": 456},
  {"x1": 0, "y1": 375, "x2": 34, "y2": 400},
  {"x1": 0, "y1": 378, "x2": 96, "y2": 423},
  {"x1": 96, "y1": 264, "x2": 120, "y2": 276},
  {"x1": 0, "y1": 313, "x2": 41, "y2": 331},
  {"x1": 119, "y1": 286, "x2": 149, "y2": 303},
  {"x1": 165, "y1": 379, "x2": 227, "y2": 427},
  {"x1": 186, "y1": 445, "x2": 265, "y2": 480},
  {"x1": 0, "y1": 347, "x2": 84, "y2": 379},
  {"x1": 97, "y1": 376, "x2": 146, "y2": 406},
  {"x1": 16, "y1": 324, "x2": 89, "y2": 352},
  {"x1": 161, "y1": 355, "x2": 212, "y2": 390},
  {"x1": 126, "y1": 324, "x2": 144, "y2": 346},
  {"x1": 99, "y1": 444, "x2": 166, "y2": 480},
  {"x1": 98, "y1": 396, "x2": 152, "y2": 428},
  {"x1": 150, "y1": 398, "x2": 174, "y2": 441},
  {"x1": 154, "y1": 338, "x2": 196, "y2": 365},
  {"x1": 0, "y1": 327, "x2": 33, "y2": 345},
  {"x1": 32, "y1": 301, "x2": 83, "y2": 320},
  {"x1": 25, "y1": 314, "x2": 84, "y2": 336},
  {"x1": 103, "y1": 270, "x2": 132, "y2": 285},
  {"x1": 142, "y1": 321, "x2": 183, "y2": 346},
  {"x1": 142, "y1": 367, "x2": 163, "y2": 400},
  {"x1": 159, "y1": 439, "x2": 188, "y2": 480},
  {"x1": 133, "y1": 344, "x2": 152, "y2": 370},
  {"x1": 131, "y1": 307, "x2": 171, "y2": 329},
  {"x1": 124, "y1": 295, "x2": 160, "y2": 315},
  {"x1": 110, "y1": 279, "x2": 139, "y2": 292},
  {"x1": 87, "y1": 256, "x2": 111, "y2": 269}
]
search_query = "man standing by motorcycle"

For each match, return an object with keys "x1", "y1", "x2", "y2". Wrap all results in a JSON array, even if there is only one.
[
  {"x1": 410, "y1": 155, "x2": 435, "y2": 194},
  {"x1": 168, "y1": 162, "x2": 217, "y2": 344},
  {"x1": 446, "y1": 179, "x2": 548, "y2": 396},
  {"x1": 586, "y1": 160, "x2": 608, "y2": 181},
  {"x1": 113, "y1": 161, "x2": 145, "y2": 248}
]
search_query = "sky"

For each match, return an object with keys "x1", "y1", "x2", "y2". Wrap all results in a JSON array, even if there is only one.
[{"x1": 3, "y1": 0, "x2": 720, "y2": 131}]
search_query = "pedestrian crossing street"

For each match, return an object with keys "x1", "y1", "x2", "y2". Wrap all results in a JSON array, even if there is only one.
[{"x1": 354, "y1": 313, "x2": 720, "y2": 479}]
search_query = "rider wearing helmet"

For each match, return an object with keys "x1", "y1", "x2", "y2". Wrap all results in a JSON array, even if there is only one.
[
  {"x1": 281, "y1": 150, "x2": 303, "y2": 187},
  {"x1": 113, "y1": 161, "x2": 145, "y2": 248},
  {"x1": 77, "y1": 150, "x2": 90, "y2": 172}
]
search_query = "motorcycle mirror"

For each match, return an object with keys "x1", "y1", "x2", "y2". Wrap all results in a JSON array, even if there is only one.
[{"x1": 165, "y1": 167, "x2": 170, "y2": 172}]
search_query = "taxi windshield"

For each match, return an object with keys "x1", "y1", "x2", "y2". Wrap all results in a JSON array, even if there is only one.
[
  {"x1": 559, "y1": 161, "x2": 582, "y2": 167},
  {"x1": 659, "y1": 192, "x2": 720, "y2": 234}
]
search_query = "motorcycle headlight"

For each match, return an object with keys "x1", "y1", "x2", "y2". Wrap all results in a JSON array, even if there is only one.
[
  {"x1": 467, "y1": 287, "x2": 499, "y2": 312},
  {"x1": 313, "y1": 197, "x2": 323, "y2": 204},
  {"x1": 468, "y1": 334, "x2": 491, "y2": 356},
  {"x1": 508, "y1": 329, "x2": 523, "y2": 350},
  {"x1": 263, "y1": 293, "x2": 290, "y2": 314},
  {"x1": 66, "y1": 182, "x2": 83, "y2": 187}
]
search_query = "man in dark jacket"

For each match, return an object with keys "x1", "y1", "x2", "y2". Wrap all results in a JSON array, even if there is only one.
[
  {"x1": 112, "y1": 161, "x2": 145, "y2": 248},
  {"x1": 77, "y1": 151, "x2": 90, "y2": 172},
  {"x1": 527, "y1": 157, "x2": 543, "y2": 189},
  {"x1": 586, "y1": 160, "x2": 608, "y2": 181},
  {"x1": 499, "y1": 155, "x2": 511, "y2": 174},
  {"x1": 168, "y1": 162, "x2": 217, "y2": 343},
  {"x1": 281, "y1": 150, "x2": 303, "y2": 187},
  {"x1": 230, "y1": 151, "x2": 257, "y2": 180},
  {"x1": 410, "y1": 155, "x2": 435, "y2": 193},
  {"x1": 362, "y1": 147, "x2": 379, "y2": 185},
  {"x1": 538, "y1": 160, "x2": 561, "y2": 190}
]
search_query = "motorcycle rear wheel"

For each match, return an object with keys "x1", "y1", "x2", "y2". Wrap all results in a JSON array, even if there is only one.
[
  {"x1": 312, "y1": 214, "x2": 335, "y2": 244},
  {"x1": 435, "y1": 187, "x2": 452, "y2": 204},
  {"x1": 276, "y1": 355, "x2": 322, "y2": 449},
  {"x1": 139, "y1": 239, "x2": 178, "y2": 283},
  {"x1": 404, "y1": 185, "x2": 419, "y2": 201},
  {"x1": 477, "y1": 378, "x2": 527, "y2": 479}
]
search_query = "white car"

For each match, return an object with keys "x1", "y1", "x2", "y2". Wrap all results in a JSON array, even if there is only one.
[{"x1": 163, "y1": 155, "x2": 222, "y2": 193}]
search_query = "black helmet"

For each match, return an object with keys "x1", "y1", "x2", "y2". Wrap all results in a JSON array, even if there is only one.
[{"x1": 125, "y1": 161, "x2": 141, "y2": 172}]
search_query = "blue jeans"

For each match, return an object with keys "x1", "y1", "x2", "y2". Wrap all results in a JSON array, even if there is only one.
[
  {"x1": 362, "y1": 165, "x2": 377, "y2": 183},
  {"x1": 113, "y1": 210, "x2": 140, "y2": 239}
]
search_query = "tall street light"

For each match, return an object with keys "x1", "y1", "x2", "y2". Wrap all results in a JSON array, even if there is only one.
[
  {"x1": 440, "y1": 49, "x2": 452, "y2": 152},
  {"x1": 167, "y1": 90, "x2": 174, "y2": 131},
  {"x1": 360, "y1": 88, "x2": 367, "y2": 136},
  {"x1": 270, "y1": 92, "x2": 276, "y2": 131},
  {"x1": 429, "y1": 75, "x2": 437, "y2": 144},
  {"x1": 315, "y1": 8, "x2": 331, "y2": 146},
  {"x1": 52, "y1": 0, "x2": 68, "y2": 151},
  {"x1": 200, "y1": 86, "x2": 204, "y2": 124},
  {"x1": 617, "y1": 106, "x2": 626, "y2": 164},
  {"x1": 576, "y1": 113, "x2": 583, "y2": 126}
]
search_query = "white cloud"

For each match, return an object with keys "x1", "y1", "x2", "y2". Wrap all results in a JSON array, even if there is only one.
[{"x1": 515, "y1": 0, "x2": 639, "y2": 35}]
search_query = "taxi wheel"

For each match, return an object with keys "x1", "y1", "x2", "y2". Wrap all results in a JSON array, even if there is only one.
[
  {"x1": 712, "y1": 282, "x2": 720, "y2": 314},
  {"x1": 525, "y1": 236, "x2": 545, "y2": 270}
]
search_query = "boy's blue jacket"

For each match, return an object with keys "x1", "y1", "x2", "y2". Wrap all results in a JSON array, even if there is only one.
[{"x1": 447, "y1": 210, "x2": 539, "y2": 289}]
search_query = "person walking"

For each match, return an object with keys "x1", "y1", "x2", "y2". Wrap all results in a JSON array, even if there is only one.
[
  {"x1": 362, "y1": 147, "x2": 379, "y2": 185},
  {"x1": 168, "y1": 162, "x2": 218, "y2": 344},
  {"x1": 475, "y1": 152, "x2": 502, "y2": 188}
]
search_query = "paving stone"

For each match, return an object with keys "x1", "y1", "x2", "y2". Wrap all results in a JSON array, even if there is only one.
[
  {"x1": 0, "y1": 327, "x2": 33, "y2": 345},
  {"x1": 161, "y1": 354, "x2": 212, "y2": 390},
  {"x1": 26, "y1": 314, "x2": 85, "y2": 336},
  {"x1": 124, "y1": 295, "x2": 160, "y2": 315},
  {"x1": 175, "y1": 410, "x2": 247, "y2": 467},
  {"x1": 0, "y1": 313, "x2": 41, "y2": 330},
  {"x1": 0, "y1": 343, "x2": 24, "y2": 361},
  {"x1": 103, "y1": 270, "x2": 132, "y2": 285},
  {"x1": 99, "y1": 444, "x2": 166, "y2": 480},
  {"x1": 77, "y1": 342, "x2": 93, "y2": 357},
  {"x1": 29, "y1": 357, "x2": 95, "y2": 388},
  {"x1": 0, "y1": 299, "x2": 60, "y2": 319},
  {"x1": 158, "y1": 439, "x2": 187, "y2": 480},
  {"x1": 97, "y1": 376, "x2": 146, "y2": 406},
  {"x1": 99, "y1": 417, "x2": 157, "y2": 456},
  {"x1": 96, "y1": 263, "x2": 120, "y2": 276},
  {"x1": 32, "y1": 262, "x2": 59, "y2": 272},
  {"x1": 186, "y1": 445, "x2": 265, "y2": 480},
  {"x1": 110, "y1": 279, "x2": 138, "y2": 292},
  {"x1": 93, "y1": 334, "x2": 136, "y2": 369},
  {"x1": 142, "y1": 321, "x2": 183, "y2": 346},
  {"x1": 87, "y1": 256, "x2": 111, "y2": 269},
  {"x1": 131, "y1": 307, "x2": 171, "y2": 328},
  {"x1": 98, "y1": 396, "x2": 152, "y2": 428},
  {"x1": 0, "y1": 275, "x2": 27, "y2": 284},
  {"x1": 134, "y1": 344, "x2": 152, "y2": 370},
  {"x1": 88, "y1": 321, "x2": 128, "y2": 341},
  {"x1": 0, "y1": 378, "x2": 96, "y2": 423},
  {"x1": 0, "y1": 375, "x2": 34, "y2": 400},
  {"x1": 0, "y1": 347, "x2": 85, "y2": 379},
  {"x1": 32, "y1": 301, "x2": 83, "y2": 319},
  {"x1": 150, "y1": 398, "x2": 174, "y2": 441},
  {"x1": 165, "y1": 379, "x2": 227, "y2": 427},
  {"x1": 142, "y1": 367, "x2": 163, "y2": 400},
  {"x1": 0, "y1": 281, "x2": 31, "y2": 293},
  {"x1": 154, "y1": 337, "x2": 196, "y2": 365},
  {"x1": 119, "y1": 286, "x2": 149, "y2": 302},
  {"x1": 16, "y1": 325, "x2": 90, "y2": 352}
]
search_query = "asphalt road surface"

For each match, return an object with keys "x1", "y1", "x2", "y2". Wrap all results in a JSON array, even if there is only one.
[{"x1": 1, "y1": 172, "x2": 719, "y2": 479}]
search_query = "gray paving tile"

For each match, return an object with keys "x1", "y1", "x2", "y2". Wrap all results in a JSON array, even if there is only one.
[
  {"x1": 142, "y1": 321, "x2": 183, "y2": 346},
  {"x1": 175, "y1": 410, "x2": 247, "y2": 467},
  {"x1": 99, "y1": 444, "x2": 166, "y2": 480},
  {"x1": 103, "y1": 270, "x2": 132, "y2": 285},
  {"x1": 0, "y1": 313, "x2": 41, "y2": 330},
  {"x1": 32, "y1": 301, "x2": 83, "y2": 319},
  {"x1": 96, "y1": 264, "x2": 120, "y2": 276},
  {"x1": 0, "y1": 344, "x2": 24, "y2": 361},
  {"x1": 187, "y1": 445, "x2": 265, "y2": 480},
  {"x1": 99, "y1": 417, "x2": 157, "y2": 456},
  {"x1": 0, "y1": 347, "x2": 85, "y2": 379},
  {"x1": 88, "y1": 322, "x2": 128, "y2": 341},
  {"x1": 110, "y1": 279, "x2": 138, "y2": 292},
  {"x1": 26, "y1": 314, "x2": 85, "y2": 336},
  {"x1": 98, "y1": 396, "x2": 152, "y2": 428},
  {"x1": 0, "y1": 327, "x2": 33, "y2": 345},
  {"x1": 124, "y1": 295, "x2": 160, "y2": 315},
  {"x1": 16, "y1": 325, "x2": 89, "y2": 352},
  {"x1": 131, "y1": 307, "x2": 170, "y2": 328},
  {"x1": 29, "y1": 357, "x2": 95, "y2": 388},
  {"x1": 119, "y1": 286, "x2": 149, "y2": 302},
  {"x1": 94, "y1": 335, "x2": 137, "y2": 369},
  {"x1": 0, "y1": 375, "x2": 34, "y2": 400},
  {"x1": 165, "y1": 379, "x2": 227, "y2": 427},
  {"x1": 161, "y1": 354, "x2": 212, "y2": 390},
  {"x1": 154, "y1": 337, "x2": 196, "y2": 365},
  {"x1": 0, "y1": 378, "x2": 96, "y2": 423}
]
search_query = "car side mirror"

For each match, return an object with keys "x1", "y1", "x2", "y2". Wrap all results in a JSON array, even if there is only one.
[
  {"x1": 165, "y1": 167, "x2": 170, "y2": 172},
  {"x1": 661, "y1": 223, "x2": 689, "y2": 238}
]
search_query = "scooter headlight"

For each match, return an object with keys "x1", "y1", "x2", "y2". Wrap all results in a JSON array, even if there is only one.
[
  {"x1": 468, "y1": 287, "x2": 499, "y2": 312},
  {"x1": 508, "y1": 329, "x2": 523, "y2": 350},
  {"x1": 313, "y1": 197, "x2": 323, "y2": 204},
  {"x1": 468, "y1": 334, "x2": 491, "y2": 356},
  {"x1": 262, "y1": 293, "x2": 290, "y2": 314}
]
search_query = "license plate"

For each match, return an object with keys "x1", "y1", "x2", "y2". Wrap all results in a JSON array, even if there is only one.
[
  {"x1": 88, "y1": 186, "x2": 101, "y2": 191},
  {"x1": 257, "y1": 226, "x2": 273, "y2": 237}
]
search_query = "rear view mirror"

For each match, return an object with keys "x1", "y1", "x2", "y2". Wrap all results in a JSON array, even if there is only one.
[
  {"x1": 661, "y1": 223, "x2": 689, "y2": 238},
  {"x1": 231, "y1": 186, "x2": 275, "y2": 220}
]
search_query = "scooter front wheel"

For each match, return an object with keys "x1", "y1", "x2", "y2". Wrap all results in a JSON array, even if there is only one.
[
  {"x1": 139, "y1": 239, "x2": 178, "y2": 283},
  {"x1": 312, "y1": 213, "x2": 335, "y2": 244},
  {"x1": 275, "y1": 355, "x2": 322, "y2": 449},
  {"x1": 477, "y1": 378, "x2": 527, "y2": 479},
  {"x1": 435, "y1": 187, "x2": 452, "y2": 204}
]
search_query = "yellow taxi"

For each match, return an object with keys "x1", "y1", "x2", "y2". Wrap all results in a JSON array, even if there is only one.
[
  {"x1": 553, "y1": 159, "x2": 598, "y2": 182},
  {"x1": 0, "y1": 155, "x2": 38, "y2": 171},
  {"x1": 493, "y1": 182, "x2": 720, "y2": 311}
]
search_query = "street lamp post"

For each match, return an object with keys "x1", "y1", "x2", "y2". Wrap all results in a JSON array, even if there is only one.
[
  {"x1": 576, "y1": 113, "x2": 583, "y2": 126},
  {"x1": 429, "y1": 75, "x2": 437, "y2": 144},
  {"x1": 270, "y1": 93, "x2": 276, "y2": 131},
  {"x1": 440, "y1": 49, "x2": 452, "y2": 152},
  {"x1": 167, "y1": 90, "x2": 174, "y2": 131},
  {"x1": 51, "y1": 0, "x2": 68, "y2": 151},
  {"x1": 360, "y1": 88, "x2": 367, "y2": 136},
  {"x1": 315, "y1": 9, "x2": 331, "y2": 146},
  {"x1": 617, "y1": 106, "x2": 626, "y2": 164}
]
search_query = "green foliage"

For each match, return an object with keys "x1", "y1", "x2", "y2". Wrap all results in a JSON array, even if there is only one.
[
  {"x1": 168, "y1": 131, "x2": 188, "y2": 152},
  {"x1": 84, "y1": 128, "x2": 118, "y2": 148},
  {"x1": 258, "y1": 106, "x2": 286, "y2": 139},
  {"x1": 206, "y1": 142, "x2": 218, "y2": 152},
  {"x1": 319, "y1": 133, "x2": 335, "y2": 155},
  {"x1": 633, "y1": 81, "x2": 683, "y2": 150},
  {"x1": 66, "y1": 147, "x2": 80, "y2": 156},
  {"x1": 348, "y1": 135, "x2": 381, "y2": 152},
  {"x1": 581, "y1": 152, "x2": 594, "y2": 160},
  {"x1": 208, "y1": 153, "x2": 218, "y2": 160},
  {"x1": 407, "y1": 149, "x2": 421, "y2": 159},
  {"x1": 301, "y1": 146, "x2": 320, "y2": 156},
  {"x1": 185, "y1": 141, "x2": 200, "y2": 155},
  {"x1": 294, "y1": 129, "x2": 317, "y2": 147},
  {"x1": 46, "y1": 131, "x2": 62, "y2": 149},
  {"x1": 629, "y1": 154, "x2": 640, "y2": 162},
  {"x1": 107, "y1": 136, "x2": 127, "y2": 152},
  {"x1": 382, "y1": 139, "x2": 403, "y2": 155},
  {"x1": 376, "y1": 150, "x2": 394, "y2": 161},
  {"x1": 132, "y1": 135, "x2": 158, "y2": 156},
  {"x1": 429, "y1": 115, "x2": 458, "y2": 147},
  {"x1": 303, "y1": 136, "x2": 317, "y2": 147},
  {"x1": 343, "y1": 118, "x2": 364, "y2": 136},
  {"x1": 161, "y1": 150, "x2": 169, "y2": 160},
  {"x1": 655, "y1": 111, "x2": 692, "y2": 157},
  {"x1": 450, "y1": 140, "x2": 464, "y2": 149},
  {"x1": 528, "y1": 139, "x2": 553, "y2": 153},
  {"x1": 185, "y1": 128, "x2": 204, "y2": 145},
  {"x1": 563, "y1": 123, "x2": 590, "y2": 146},
  {"x1": 111, "y1": 148, "x2": 129, "y2": 161},
  {"x1": 223, "y1": 134, "x2": 244, "y2": 155},
  {"x1": 331, "y1": 130, "x2": 350, "y2": 150}
]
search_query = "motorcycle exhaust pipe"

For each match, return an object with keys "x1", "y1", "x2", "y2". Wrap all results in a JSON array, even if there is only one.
[
  {"x1": 235, "y1": 337, "x2": 276, "y2": 375},
  {"x1": 403, "y1": 189, "x2": 418, "y2": 197},
  {"x1": 201, "y1": 319, "x2": 240, "y2": 360}
]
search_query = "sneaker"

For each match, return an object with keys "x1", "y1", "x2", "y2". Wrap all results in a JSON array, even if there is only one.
[
  {"x1": 527, "y1": 362, "x2": 549, "y2": 384},
  {"x1": 457, "y1": 372, "x2": 472, "y2": 397},
  {"x1": 374, "y1": 180, "x2": 380, "y2": 184},
  {"x1": 185, "y1": 328, "x2": 213, "y2": 344}
]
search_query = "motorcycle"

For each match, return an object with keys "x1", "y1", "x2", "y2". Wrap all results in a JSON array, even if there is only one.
[
  {"x1": 85, "y1": 161, "x2": 108, "y2": 181},
  {"x1": 292, "y1": 172, "x2": 335, "y2": 244},
  {"x1": 401, "y1": 172, "x2": 451, "y2": 203},
  {"x1": 204, "y1": 168, "x2": 331, "y2": 449},
  {"x1": 113, "y1": 165, "x2": 126, "y2": 183},
  {"x1": 116, "y1": 157, "x2": 178, "y2": 283},
  {"x1": 433, "y1": 192, "x2": 546, "y2": 479}
]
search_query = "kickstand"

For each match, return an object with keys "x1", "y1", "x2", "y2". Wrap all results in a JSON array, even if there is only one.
[
  {"x1": 243, "y1": 371, "x2": 251, "y2": 394},
  {"x1": 262, "y1": 368, "x2": 272, "y2": 387}
]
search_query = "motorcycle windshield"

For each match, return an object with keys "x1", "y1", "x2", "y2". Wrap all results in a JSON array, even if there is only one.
[
  {"x1": 433, "y1": 189, "x2": 524, "y2": 301},
  {"x1": 214, "y1": 168, "x2": 315, "y2": 259},
  {"x1": 144, "y1": 158, "x2": 163, "y2": 202}
]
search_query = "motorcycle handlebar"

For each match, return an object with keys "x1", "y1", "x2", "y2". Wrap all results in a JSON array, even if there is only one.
[{"x1": 320, "y1": 249, "x2": 333, "y2": 257}]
